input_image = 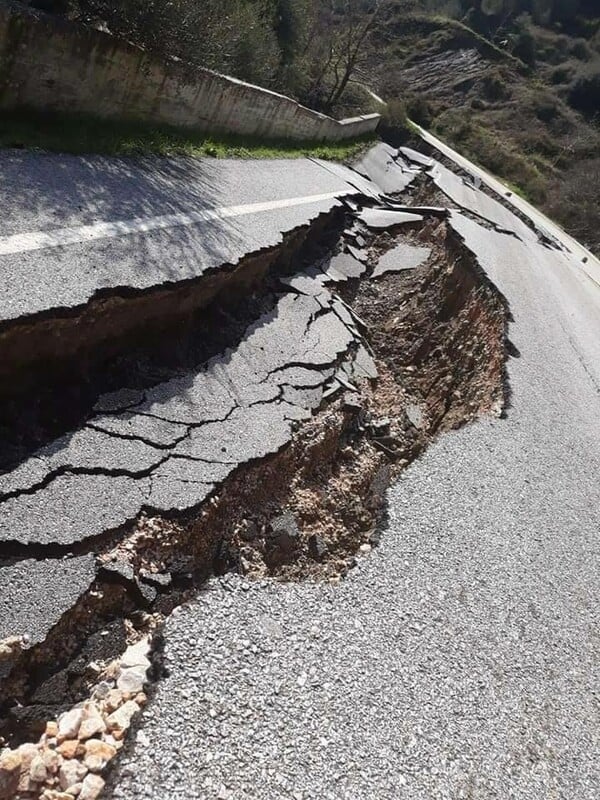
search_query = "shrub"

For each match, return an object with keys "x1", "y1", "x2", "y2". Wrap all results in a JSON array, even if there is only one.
[
  {"x1": 406, "y1": 95, "x2": 435, "y2": 127},
  {"x1": 550, "y1": 65, "x2": 573, "y2": 84},
  {"x1": 568, "y1": 65, "x2": 600, "y2": 116},
  {"x1": 513, "y1": 30, "x2": 537, "y2": 67},
  {"x1": 379, "y1": 96, "x2": 413, "y2": 145},
  {"x1": 533, "y1": 97, "x2": 561, "y2": 122},
  {"x1": 483, "y1": 70, "x2": 510, "y2": 100},
  {"x1": 383, "y1": 97, "x2": 408, "y2": 128},
  {"x1": 570, "y1": 39, "x2": 592, "y2": 61}
]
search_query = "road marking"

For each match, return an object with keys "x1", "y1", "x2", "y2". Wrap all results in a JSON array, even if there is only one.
[{"x1": 0, "y1": 191, "x2": 352, "y2": 256}]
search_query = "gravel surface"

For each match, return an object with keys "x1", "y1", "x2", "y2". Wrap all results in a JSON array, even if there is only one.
[{"x1": 112, "y1": 194, "x2": 600, "y2": 797}]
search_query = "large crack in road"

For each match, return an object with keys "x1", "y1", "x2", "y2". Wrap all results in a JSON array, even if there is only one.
[{"x1": 0, "y1": 142, "x2": 584, "y2": 800}]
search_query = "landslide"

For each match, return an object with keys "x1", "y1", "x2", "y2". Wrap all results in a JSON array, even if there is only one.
[{"x1": 0, "y1": 202, "x2": 510, "y2": 768}]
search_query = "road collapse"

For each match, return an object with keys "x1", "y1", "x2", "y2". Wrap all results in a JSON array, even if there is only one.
[{"x1": 0, "y1": 144, "x2": 515, "y2": 800}]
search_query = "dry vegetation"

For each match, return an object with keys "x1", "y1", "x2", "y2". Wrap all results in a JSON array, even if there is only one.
[{"x1": 370, "y1": 2, "x2": 600, "y2": 254}]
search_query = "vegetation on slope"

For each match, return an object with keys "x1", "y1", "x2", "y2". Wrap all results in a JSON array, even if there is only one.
[{"x1": 372, "y1": 1, "x2": 600, "y2": 254}]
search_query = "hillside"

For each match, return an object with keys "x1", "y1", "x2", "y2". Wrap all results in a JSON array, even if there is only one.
[{"x1": 368, "y1": 1, "x2": 600, "y2": 256}]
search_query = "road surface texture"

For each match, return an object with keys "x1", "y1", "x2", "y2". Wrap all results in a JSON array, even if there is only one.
[
  {"x1": 106, "y1": 145, "x2": 600, "y2": 800},
  {"x1": 0, "y1": 154, "x2": 385, "y2": 665},
  {"x1": 0, "y1": 154, "x2": 377, "y2": 321}
]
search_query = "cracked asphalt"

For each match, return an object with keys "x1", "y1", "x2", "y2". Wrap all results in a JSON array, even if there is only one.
[
  {"x1": 0, "y1": 289, "x2": 361, "y2": 549},
  {"x1": 1, "y1": 139, "x2": 599, "y2": 800},
  {"x1": 0, "y1": 142, "x2": 391, "y2": 656},
  {"x1": 0, "y1": 154, "x2": 368, "y2": 321},
  {"x1": 109, "y1": 153, "x2": 600, "y2": 799},
  {"x1": 0, "y1": 235, "x2": 379, "y2": 650}
]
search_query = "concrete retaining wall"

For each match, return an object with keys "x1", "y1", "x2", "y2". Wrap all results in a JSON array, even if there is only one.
[{"x1": 0, "y1": 3, "x2": 381, "y2": 142}]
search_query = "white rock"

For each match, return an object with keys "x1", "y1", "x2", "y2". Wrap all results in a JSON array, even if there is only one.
[
  {"x1": 17, "y1": 742, "x2": 39, "y2": 769},
  {"x1": 0, "y1": 749, "x2": 22, "y2": 797},
  {"x1": 79, "y1": 773, "x2": 105, "y2": 800},
  {"x1": 83, "y1": 739, "x2": 117, "y2": 773},
  {"x1": 136, "y1": 730, "x2": 150, "y2": 747},
  {"x1": 59, "y1": 758, "x2": 87, "y2": 791},
  {"x1": 29, "y1": 754, "x2": 47, "y2": 783},
  {"x1": 78, "y1": 704, "x2": 106, "y2": 741},
  {"x1": 57, "y1": 707, "x2": 84, "y2": 742},
  {"x1": 116, "y1": 665, "x2": 147, "y2": 695},
  {"x1": 106, "y1": 700, "x2": 140, "y2": 732},
  {"x1": 120, "y1": 638, "x2": 151, "y2": 669}
]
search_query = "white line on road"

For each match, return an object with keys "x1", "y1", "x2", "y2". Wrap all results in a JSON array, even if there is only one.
[{"x1": 0, "y1": 191, "x2": 352, "y2": 256}]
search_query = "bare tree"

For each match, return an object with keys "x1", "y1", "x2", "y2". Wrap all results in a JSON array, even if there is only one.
[{"x1": 303, "y1": 0, "x2": 381, "y2": 112}]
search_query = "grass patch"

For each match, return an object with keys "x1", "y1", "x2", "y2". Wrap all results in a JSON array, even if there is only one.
[
  {"x1": 0, "y1": 110, "x2": 376, "y2": 162},
  {"x1": 433, "y1": 110, "x2": 550, "y2": 204}
]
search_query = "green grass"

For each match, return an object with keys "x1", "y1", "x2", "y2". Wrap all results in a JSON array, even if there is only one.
[{"x1": 0, "y1": 110, "x2": 376, "y2": 162}]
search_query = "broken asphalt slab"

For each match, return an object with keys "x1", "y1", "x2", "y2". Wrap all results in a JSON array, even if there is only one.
[
  {"x1": 358, "y1": 209, "x2": 423, "y2": 230},
  {"x1": 0, "y1": 279, "x2": 365, "y2": 553},
  {"x1": 0, "y1": 556, "x2": 96, "y2": 651},
  {"x1": 353, "y1": 142, "x2": 420, "y2": 195},
  {"x1": 372, "y1": 243, "x2": 431, "y2": 278}
]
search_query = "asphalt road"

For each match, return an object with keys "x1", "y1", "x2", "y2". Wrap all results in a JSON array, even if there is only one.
[
  {"x1": 0, "y1": 151, "x2": 383, "y2": 674},
  {"x1": 0, "y1": 153, "x2": 376, "y2": 321},
  {"x1": 0, "y1": 184, "x2": 388, "y2": 678},
  {"x1": 111, "y1": 146, "x2": 600, "y2": 799},
  {"x1": 415, "y1": 125, "x2": 600, "y2": 287}
]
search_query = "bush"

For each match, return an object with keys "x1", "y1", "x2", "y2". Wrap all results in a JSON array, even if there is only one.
[
  {"x1": 483, "y1": 69, "x2": 510, "y2": 100},
  {"x1": 379, "y1": 97, "x2": 412, "y2": 145},
  {"x1": 533, "y1": 97, "x2": 561, "y2": 122},
  {"x1": 383, "y1": 97, "x2": 408, "y2": 127},
  {"x1": 406, "y1": 95, "x2": 435, "y2": 127},
  {"x1": 570, "y1": 39, "x2": 592, "y2": 61},
  {"x1": 568, "y1": 65, "x2": 600, "y2": 116},
  {"x1": 513, "y1": 30, "x2": 537, "y2": 66},
  {"x1": 550, "y1": 65, "x2": 573, "y2": 84}
]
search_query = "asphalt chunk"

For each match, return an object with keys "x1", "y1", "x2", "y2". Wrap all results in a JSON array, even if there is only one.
[
  {"x1": 0, "y1": 556, "x2": 96, "y2": 645},
  {"x1": 372, "y1": 243, "x2": 431, "y2": 278},
  {"x1": 0, "y1": 473, "x2": 151, "y2": 546},
  {"x1": 358, "y1": 209, "x2": 423, "y2": 230}
]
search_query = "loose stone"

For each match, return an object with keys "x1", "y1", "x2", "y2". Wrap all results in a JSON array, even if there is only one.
[
  {"x1": 0, "y1": 749, "x2": 21, "y2": 799},
  {"x1": 83, "y1": 739, "x2": 117, "y2": 772},
  {"x1": 106, "y1": 700, "x2": 140, "y2": 733},
  {"x1": 58, "y1": 740, "x2": 83, "y2": 759},
  {"x1": 29, "y1": 754, "x2": 48, "y2": 783},
  {"x1": 116, "y1": 665, "x2": 147, "y2": 696},
  {"x1": 57, "y1": 708, "x2": 84, "y2": 742},
  {"x1": 79, "y1": 773, "x2": 105, "y2": 800},
  {"x1": 103, "y1": 689, "x2": 123, "y2": 713},
  {"x1": 78, "y1": 704, "x2": 106, "y2": 741},
  {"x1": 58, "y1": 759, "x2": 87, "y2": 791},
  {"x1": 120, "y1": 638, "x2": 151, "y2": 669}
]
